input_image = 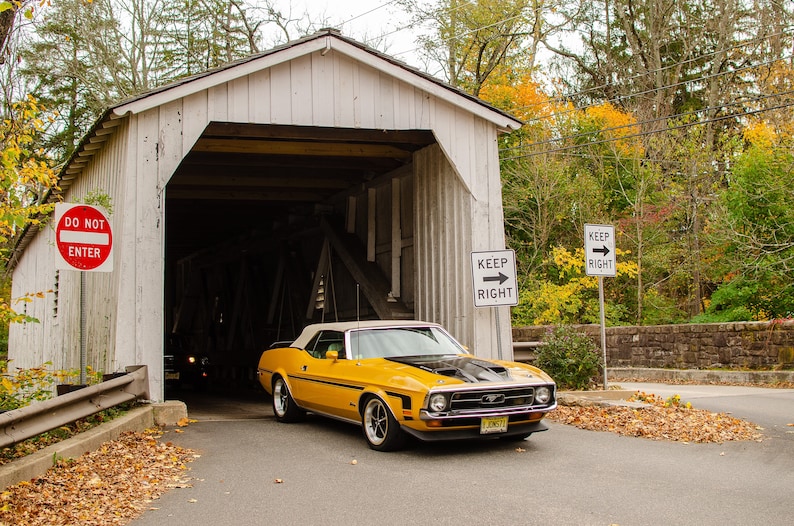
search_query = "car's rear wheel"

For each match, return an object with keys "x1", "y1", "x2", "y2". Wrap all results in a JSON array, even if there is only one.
[
  {"x1": 362, "y1": 396, "x2": 405, "y2": 451},
  {"x1": 272, "y1": 376, "x2": 304, "y2": 422}
]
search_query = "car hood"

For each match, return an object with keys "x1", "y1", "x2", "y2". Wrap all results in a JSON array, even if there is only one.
[{"x1": 385, "y1": 355, "x2": 548, "y2": 384}]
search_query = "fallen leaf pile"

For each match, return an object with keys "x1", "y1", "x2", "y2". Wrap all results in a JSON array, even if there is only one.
[
  {"x1": 548, "y1": 392, "x2": 763, "y2": 443},
  {"x1": 0, "y1": 429, "x2": 196, "y2": 526},
  {"x1": 0, "y1": 407, "x2": 132, "y2": 466}
]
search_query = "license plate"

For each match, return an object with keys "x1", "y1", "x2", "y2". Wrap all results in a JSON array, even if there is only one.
[
  {"x1": 480, "y1": 416, "x2": 509, "y2": 434},
  {"x1": 165, "y1": 372, "x2": 180, "y2": 380}
]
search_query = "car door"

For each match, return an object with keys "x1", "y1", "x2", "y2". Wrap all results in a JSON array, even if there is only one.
[{"x1": 297, "y1": 330, "x2": 362, "y2": 421}]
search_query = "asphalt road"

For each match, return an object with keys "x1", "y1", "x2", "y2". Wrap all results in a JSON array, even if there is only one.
[{"x1": 131, "y1": 385, "x2": 794, "y2": 526}]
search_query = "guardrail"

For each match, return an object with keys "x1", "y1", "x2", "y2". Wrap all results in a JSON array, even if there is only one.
[
  {"x1": 0, "y1": 365, "x2": 150, "y2": 449},
  {"x1": 513, "y1": 341, "x2": 543, "y2": 363}
]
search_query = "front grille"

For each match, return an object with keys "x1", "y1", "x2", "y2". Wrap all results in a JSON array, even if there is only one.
[{"x1": 450, "y1": 387, "x2": 536, "y2": 411}]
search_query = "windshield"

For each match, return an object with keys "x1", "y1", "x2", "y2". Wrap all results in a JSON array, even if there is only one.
[{"x1": 347, "y1": 326, "x2": 467, "y2": 359}]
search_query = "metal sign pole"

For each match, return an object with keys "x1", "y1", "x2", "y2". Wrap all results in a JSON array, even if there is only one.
[
  {"x1": 80, "y1": 271, "x2": 87, "y2": 385},
  {"x1": 494, "y1": 307, "x2": 503, "y2": 360},
  {"x1": 598, "y1": 276, "x2": 607, "y2": 390}
]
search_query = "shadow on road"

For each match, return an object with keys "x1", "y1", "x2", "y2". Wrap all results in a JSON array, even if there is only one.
[{"x1": 167, "y1": 387, "x2": 273, "y2": 421}]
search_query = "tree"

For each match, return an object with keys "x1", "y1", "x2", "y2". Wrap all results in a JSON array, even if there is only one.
[
  {"x1": 400, "y1": 0, "x2": 563, "y2": 95},
  {"x1": 704, "y1": 141, "x2": 794, "y2": 320},
  {"x1": 0, "y1": 95, "x2": 59, "y2": 324},
  {"x1": 0, "y1": 1, "x2": 32, "y2": 61},
  {"x1": 19, "y1": 0, "x2": 120, "y2": 162}
]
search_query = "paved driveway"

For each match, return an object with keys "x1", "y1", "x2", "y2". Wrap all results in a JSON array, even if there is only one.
[{"x1": 131, "y1": 385, "x2": 794, "y2": 526}]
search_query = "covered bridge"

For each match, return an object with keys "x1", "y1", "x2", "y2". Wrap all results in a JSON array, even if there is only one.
[{"x1": 8, "y1": 29, "x2": 522, "y2": 400}]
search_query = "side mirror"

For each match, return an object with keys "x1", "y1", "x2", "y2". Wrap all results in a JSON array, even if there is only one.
[{"x1": 325, "y1": 350, "x2": 339, "y2": 361}]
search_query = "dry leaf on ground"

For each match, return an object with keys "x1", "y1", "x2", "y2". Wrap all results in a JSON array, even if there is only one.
[
  {"x1": 549, "y1": 393, "x2": 763, "y2": 443},
  {"x1": 0, "y1": 430, "x2": 195, "y2": 526}
]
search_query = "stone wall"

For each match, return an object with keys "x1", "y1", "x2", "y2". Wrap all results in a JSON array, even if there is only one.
[{"x1": 512, "y1": 321, "x2": 794, "y2": 370}]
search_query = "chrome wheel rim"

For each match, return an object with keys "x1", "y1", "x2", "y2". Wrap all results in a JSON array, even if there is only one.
[
  {"x1": 273, "y1": 379, "x2": 288, "y2": 417},
  {"x1": 363, "y1": 399, "x2": 388, "y2": 445}
]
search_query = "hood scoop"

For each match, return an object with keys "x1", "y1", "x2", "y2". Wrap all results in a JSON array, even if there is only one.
[{"x1": 387, "y1": 356, "x2": 511, "y2": 383}]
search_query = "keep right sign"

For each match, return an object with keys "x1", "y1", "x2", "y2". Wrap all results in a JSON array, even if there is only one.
[{"x1": 584, "y1": 224, "x2": 616, "y2": 277}]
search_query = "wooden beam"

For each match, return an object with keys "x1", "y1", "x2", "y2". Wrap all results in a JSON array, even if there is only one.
[
  {"x1": 346, "y1": 196, "x2": 356, "y2": 234},
  {"x1": 193, "y1": 138, "x2": 412, "y2": 159},
  {"x1": 170, "y1": 174, "x2": 351, "y2": 190},
  {"x1": 165, "y1": 187, "x2": 329, "y2": 201},
  {"x1": 320, "y1": 217, "x2": 412, "y2": 320},
  {"x1": 203, "y1": 122, "x2": 435, "y2": 147},
  {"x1": 306, "y1": 240, "x2": 330, "y2": 320},
  {"x1": 391, "y1": 180, "x2": 401, "y2": 298},
  {"x1": 367, "y1": 188, "x2": 376, "y2": 262}
]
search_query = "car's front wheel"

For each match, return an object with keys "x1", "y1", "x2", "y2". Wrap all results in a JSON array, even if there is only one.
[
  {"x1": 361, "y1": 396, "x2": 405, "y2": 451},
  {"x1": 272, "y1": 376, "x2": 304, "y2": 422}
]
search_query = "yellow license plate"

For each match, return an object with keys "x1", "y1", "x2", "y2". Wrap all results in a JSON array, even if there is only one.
[
  {"x1": 480, "y1": 416, "x2": 509, "y2": 434},
  {"x1": 165, "y1": 372, "x2": 180, "y2": 380}
]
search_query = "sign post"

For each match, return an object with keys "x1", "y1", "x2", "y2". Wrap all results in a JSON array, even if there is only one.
[
  {"x1": 470, "y1": 250, "x2": 518, "y2": 360},
  {"x1": 584, "y1": 224, "x2": 615, "y2": 390},
  {"x1": 54, "y1": 203, "x2": 114, "y2": 384}
]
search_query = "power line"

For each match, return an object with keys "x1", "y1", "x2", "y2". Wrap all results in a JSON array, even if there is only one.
[
  {"x1": 502, "y1": 96, "x2": 794, "y2": 160},
  {"x1": 521, "y1": 28, "x2": 794, "y2": 113},
  {"x1": 503, "y1": 89, "x2": 794, "y2": 154},
  {"x1": 515, "y1": 27, "x2": 794, "y2": 115},
  {"x1": 521, "y1": 53, "x2": 793, "y2": 126},
  {"x1": 339, "y1": 0, "x2": 401, "y2": 28},
  {"x1": 361, "y1": 1, "x2": 477, "y2": 50}
]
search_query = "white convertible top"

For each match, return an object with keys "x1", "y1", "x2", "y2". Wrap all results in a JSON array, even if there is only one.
[{"x1": 291, "y1": 320, "x2": 439, "y2": 348}]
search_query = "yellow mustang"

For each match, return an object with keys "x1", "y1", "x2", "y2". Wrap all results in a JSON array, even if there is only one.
[{"x1": 257, "y1": 320, "x2": 557, "y2": 451}]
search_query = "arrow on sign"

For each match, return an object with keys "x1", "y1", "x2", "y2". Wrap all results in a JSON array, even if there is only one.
[
  {"x1": 483, "y1": 272, "x2": 509, "y2": 285},
  {"x1": 592, "y1": 245, "x2": 610, "y2": 256}
]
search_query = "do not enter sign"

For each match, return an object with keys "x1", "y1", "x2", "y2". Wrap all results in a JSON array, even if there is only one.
[{"x1": 54, "y1": 203, "x2": 113, "y2": 272}]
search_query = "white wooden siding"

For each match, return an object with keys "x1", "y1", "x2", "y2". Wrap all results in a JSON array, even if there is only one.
[{"x1": 9, "y1": 125, "x2": 130, "y2": 373}]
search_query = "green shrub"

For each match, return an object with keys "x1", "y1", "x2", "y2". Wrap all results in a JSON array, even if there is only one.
[
  {"x1": 0, "y1": 362, "x2": 104, "y2": 411},
  {"x1": 537, "y1": 325, "x2": 602, "y2": 390},
  {"x1": 0, "y1": 361, "x2": 58, "y2": 411}
]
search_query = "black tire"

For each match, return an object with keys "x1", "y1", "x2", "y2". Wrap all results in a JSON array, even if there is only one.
[
  {"x1": 272, "y1": 376, "x2": 305, "y2": 422},
  {"x1": 361, "y1": 396, "x2": 406, "y2": 451}
]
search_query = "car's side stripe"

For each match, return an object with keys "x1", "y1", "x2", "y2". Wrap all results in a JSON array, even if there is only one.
[
  {"x1": 289, "y1": 374, "x2": 365, "y2": 391},
  {"x1": 285, "y1": 376, "x2": 415, "y2": 421},
  {"x1": 386, "y1": 391, "x2": 413, "y2": 421}
]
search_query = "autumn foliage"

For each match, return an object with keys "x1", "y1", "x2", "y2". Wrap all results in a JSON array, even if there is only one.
[
  {"x1": 550, "y1": 392, "x2": 763, "y2": 443},
  {"x1": 0, "y1": 429, "x2": 196, "y2": 525}
]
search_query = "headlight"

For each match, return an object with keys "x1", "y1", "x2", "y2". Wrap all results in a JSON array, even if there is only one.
[
  {"x1": 429, "y1": 393, "x2": 448, "y2": 412},
  {"x1": 535, "y1": 386, "x2": 552, "y2": 404},
  {"x1": 187, "y1": 356, "x2": 197, "y2": 364}
]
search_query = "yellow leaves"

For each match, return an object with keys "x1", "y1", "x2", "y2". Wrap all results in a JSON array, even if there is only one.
[
  {"x1": 0, "y1": 96, "x2": 59, "y2": 268},
  {"x1": 480, "y1": 73, "x2": 558, "y2": 124},
  {"x1": 0, "y1": 377, "x2": 14, "y2": 394},
  {"x1": 578, "y1": 103, "x2": 645, "y2": 157},
  {"x1": 516, "y1": 244, "x2": 640, "y2": 325},
  {"x1": 743, "y1": 122, "x2": 777, "y2": 148}
]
